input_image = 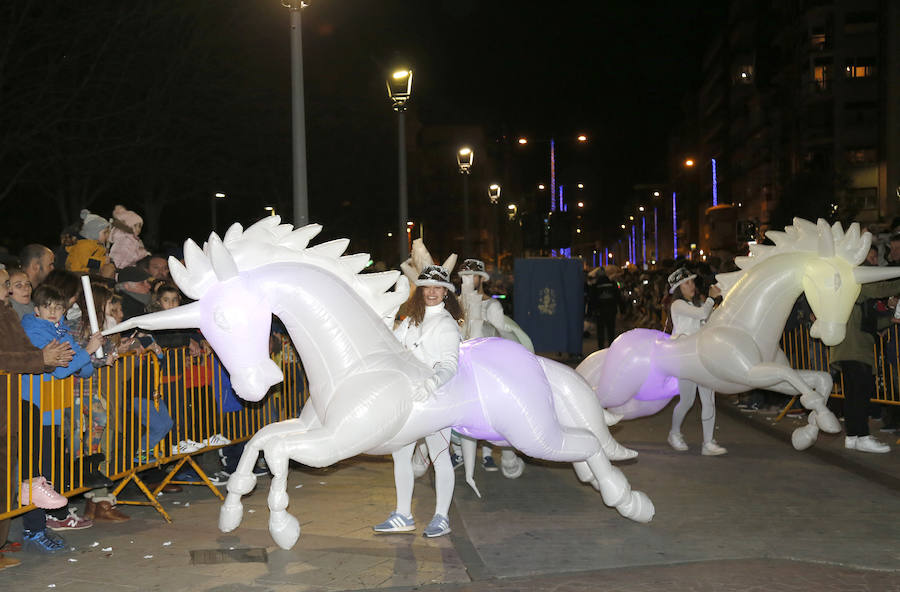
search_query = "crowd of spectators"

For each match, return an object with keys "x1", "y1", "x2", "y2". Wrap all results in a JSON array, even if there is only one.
[{"x1": 0, "y1": 205, "x2": 268, "y2": 566}]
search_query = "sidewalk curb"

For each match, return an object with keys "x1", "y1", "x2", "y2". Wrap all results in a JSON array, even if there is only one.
[{"x1": 720, "y1": 404, "x2": 900, "y2": 494}]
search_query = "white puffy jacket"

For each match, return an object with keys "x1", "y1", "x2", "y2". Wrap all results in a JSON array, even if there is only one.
[{"x1": 394, "y1": 303, "x2": 462, "y2": 395}]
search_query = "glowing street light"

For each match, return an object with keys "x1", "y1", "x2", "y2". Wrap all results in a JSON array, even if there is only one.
[
  {"x1": 457, "y1": 147, "x2": 474, "y2": 173},
  {"x1": 577, "y1": 201, "x2": 584, "y2": 208},
  {"x1": 387, "y1": 66, "x2": 414, "y2": 261},
  {"x1": 638, "y1": 206, "x2": 645, "y2": 212},
  {"x1": 538, "y1": 183, "x2": 546, "y2": 190},
  {"x1": 684, "y1": 159, "x2": 695, "y2": 167},
  {"x1": 517, "y1": 137, "x2": 528, "y2": 145},
  {"x1": 577, "y1": 134, "x2": 588, "y2": 142},
  {"x1": 264, "y1": 206, "x2": 276, "y2": 216},
  {"x1": 577, "y1": 183, "x2": 584, "y2": 189},
  {"x1": 652, "y1": 191, "x2": 660, "y2": 197},
  {"x1": 488, "y1": 184, "x2": 501, "y2": 204}
]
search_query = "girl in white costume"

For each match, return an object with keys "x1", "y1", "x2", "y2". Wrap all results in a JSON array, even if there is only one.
[
  {"x1": 373, "y1": 265, "x2": 463, "y2": 537},
  {"x1": 666, "y1": 267, "x2": 727, "y2": 456},
  {"x1": 456, "y1": 259, "x2": 526, "y2": 477}
]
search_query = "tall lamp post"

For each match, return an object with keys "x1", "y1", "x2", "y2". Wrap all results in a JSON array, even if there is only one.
[
  {"x1": 387, "y1": 68, "x2": 413, "y2": 261},
  {"x1": 211, "y1": 192, "x2": 225, "y2": 234},
  {"x1": 457, "y1": 147, "x2": 474, "y2": 256},
  {"x1": 489, "y1": 183, "x2": 501, "y2": 271},
  {"x1": 283, "y1": 0, "x2": 310, "y2": 227}
]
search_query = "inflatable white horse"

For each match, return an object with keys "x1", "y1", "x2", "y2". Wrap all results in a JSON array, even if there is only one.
[
  {"x1": 106, "y1": 217, "x2": 652, "y2": 549},
  {"x1": 578, "y1": 219, "x2": 900, "y2": 450}
]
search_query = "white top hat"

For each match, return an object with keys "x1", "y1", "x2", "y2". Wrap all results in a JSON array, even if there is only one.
[
  {"x1": 458, "y1": 258, "x2": 489, "y2": 280},
  {"x1": 668, "y1": 267, "x2": 697, "y2": 294},
  {"x1": 415, "y1": 265, "x2": 455, "y2": 291}
]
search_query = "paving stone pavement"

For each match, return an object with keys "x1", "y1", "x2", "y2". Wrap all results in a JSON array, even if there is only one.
[{"x1": 2, "y1": 354, "x2": 899, "y2": 591}]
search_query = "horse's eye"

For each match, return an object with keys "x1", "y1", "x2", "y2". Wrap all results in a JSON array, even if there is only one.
[
  {"x1": 832, "y1": 272, "x2": 841, "y2": 291},
  {"x1": 214, "y1": 307, "x2": 232, "y2": 332}
]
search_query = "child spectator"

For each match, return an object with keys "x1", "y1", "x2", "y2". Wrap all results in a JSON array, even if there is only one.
[
  {"x1": 66, "y1": 210, "x2": 111, "y2": 274},
  {"x1": 19, "y1": 285, "x2": 102, "y2": 551},
  {"x1": 108, "y1": 205, "x2": 149, "y2": 270},
  {"x1": 42, "y1": 269, "x2": 83, "y2": 326},
  {"x1": 8, "y1": 268, "x2": 32, "y2": 320}
]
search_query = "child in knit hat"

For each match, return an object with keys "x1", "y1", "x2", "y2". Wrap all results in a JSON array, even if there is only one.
[
  {"x1": 108, "y1": 205, "x2": 149, "y2": 270},
  {"x1": 66, "y1": 210, "x2": 111, "y2": 274}
]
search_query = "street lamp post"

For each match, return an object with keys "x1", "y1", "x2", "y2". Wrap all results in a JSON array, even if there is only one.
[
  {"x1": 489, "y1": 184, "x2": 501, "y2": 271},
  {"x1": 211, "y1": 192, "x2": 225, "y2": 234},
  {"x1": 284, "y1": 0, "x2": 309, "y2": 227},
  {"x1": 387, "y1": 68, "x2": 413, "y2": 261},
  {"x1": 457, "y1": 147, "x2": 474, "y2": 256}
]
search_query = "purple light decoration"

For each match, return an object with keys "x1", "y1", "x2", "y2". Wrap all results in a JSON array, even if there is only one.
[
  {"x1": 550, "y1": 139, "x2": 557, "y2": 212},
  {"x1": 641, "y1": 216, "x2": 647, "y2": 266},
  {"x1": 631, "y1": 225, "x2": 636, "y2": 264},
  {"x1": 711, "y1": 158, "x2": 718, "y2": 207},
  {"x1": 559, "y1": 186, "x2": 565, "y2": 212},
  {"x1": 604, "y1": 247, "x2": 609, "y2": 264},
  {"x1": 653, "y1": 208, "x2": 658, "y2": 263},
  {"x1": 672, "y1": 191, "x2": 678, "y2": 257}
]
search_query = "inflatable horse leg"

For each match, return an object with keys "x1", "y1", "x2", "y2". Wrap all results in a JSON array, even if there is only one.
[
  {"x1": 460, "y1": 435, "x2": 481, "y2": 498},
  {"x1": 538, "y1": 358, "x2": 638, "y2": 460},
  {"x1": 259, "y1": 372, "x2": 411, "y2": 549},
  {"x1": 219, "y1": 412, "x2": 317, "y2": 535},
  {"x1": 585, "y1": 452, "x2": 654, "y2": 523}
]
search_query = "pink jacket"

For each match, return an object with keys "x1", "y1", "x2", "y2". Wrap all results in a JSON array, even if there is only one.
[{"x1": 109, "y1": 227, "x2": 149, "y2": 269}]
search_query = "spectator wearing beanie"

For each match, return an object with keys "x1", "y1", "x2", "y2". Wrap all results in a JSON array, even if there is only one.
[
  {"x1": 109, "y1": 205, "x2": 150, "y2": 270},
  {"x1": 66, "y1": 210, "x2": 111, "y2": 274}
]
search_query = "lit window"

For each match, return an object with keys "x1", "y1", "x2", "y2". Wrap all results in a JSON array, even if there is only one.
[
  {"x1": 813, "y1": 57, "x2": 832, "y2": 91},
  {"x1": 844, "y1": 57, "x2": 876, "y2": 78}
]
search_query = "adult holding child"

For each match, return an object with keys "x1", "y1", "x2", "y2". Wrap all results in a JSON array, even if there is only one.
[{"x1": 0, "y1": 276, "x2": 74, "y2": 565}]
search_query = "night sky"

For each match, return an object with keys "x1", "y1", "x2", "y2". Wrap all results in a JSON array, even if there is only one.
[{"x1": 0, "y1": 1, "x2": 725, "y2": 257}]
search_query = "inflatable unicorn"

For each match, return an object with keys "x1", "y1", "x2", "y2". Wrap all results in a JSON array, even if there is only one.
[
  {"x1": 577, "y1": 218, "x2": 900, "y2": 450},
  {"x1": 106, "y1": 217, "x2": 652, "y2": 549}
]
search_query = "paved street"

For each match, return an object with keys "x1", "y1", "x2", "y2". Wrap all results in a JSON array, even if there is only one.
[{"x1": 2, "y1": 392, "x2": 898, "y2": 592}]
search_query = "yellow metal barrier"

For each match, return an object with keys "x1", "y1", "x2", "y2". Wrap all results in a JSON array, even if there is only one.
[{"x1": 0, "y1": 337, "x2": 306, "y2": 522}]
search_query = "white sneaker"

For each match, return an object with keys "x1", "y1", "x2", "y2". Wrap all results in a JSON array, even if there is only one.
[
  {"x1": 171, "y1": 440, "x2": 204, "y2": 455},
  {"x1": 845, "y1": 435, "x2": 890, "y2": 453},
  {"x1": 667, "y1": 432, "x2": 688, "y2": 451},
  {"x1": 204, "y1": 434, "x2": 232, "y2": 447},
  {"x1": 701, "y1": 441, "x2": 727, "y2": 456}
]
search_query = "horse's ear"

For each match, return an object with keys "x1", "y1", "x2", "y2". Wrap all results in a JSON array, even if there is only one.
[
  {"x1": 817, "y1": 219, "x2": 835, "y2": 257},
  {"x1": 208, "y1": 233, "x2": 239, "y2": 281}
]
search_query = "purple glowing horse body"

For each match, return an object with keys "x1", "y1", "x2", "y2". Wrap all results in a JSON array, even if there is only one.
[{"x1": 107, "y1": 217, "x2": 653, "y2": 549}]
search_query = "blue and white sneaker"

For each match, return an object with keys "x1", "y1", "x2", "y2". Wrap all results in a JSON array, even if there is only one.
[
  {"x1": 450, "y1": 453, "x2": 464, "y2": 470},
  {"x1": 373, "y1": 511, "x2": 415, "y2": 533},
  {"x1": 482, "y1": 456, "x2": 499, "y2": 472},
  {"x1": 423, "y1": 514, "x2": 451, "y2": 538},
  {"x1": 23, "y1": 529, "x2": 67, "y2": 554}
]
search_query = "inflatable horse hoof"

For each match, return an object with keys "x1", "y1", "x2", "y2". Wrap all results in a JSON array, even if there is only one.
[
  {"x1": 270, "y1": 512, "x2": 301, "y2": 550},
  {"x1": 814, "y1": 408, "x2": 841, "y2": 434},
  {"x1": 500, "y1": 456, "x2": 525, "y2": 479},
  {"x1": 219, "y1": 499, "x2": 244, "y2": 533},
  {"x1": 606, "y1": 443, "x2": 638, "y2": 462},
  {"x1": 616, "y1": 491, "x2": 655, "y2": 523},
  {"x1": 791, "y1": 424, "x2": 819, "y2": 451}
]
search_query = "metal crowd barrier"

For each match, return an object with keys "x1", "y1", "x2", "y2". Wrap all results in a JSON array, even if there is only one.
[
  {"x1": 780, "y1": 324, "x2": 900, "y2": 422},
  {"x1": 0, "y1": 338, "x2": 307, "y2": 522}
]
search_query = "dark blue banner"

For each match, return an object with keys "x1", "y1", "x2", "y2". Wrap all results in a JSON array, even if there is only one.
[{"x1": 513, "y1": 258, "x2": 584, "y2": 354}]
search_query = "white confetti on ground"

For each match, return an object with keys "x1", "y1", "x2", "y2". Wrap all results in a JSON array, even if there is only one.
[
  {"x1": 68, "y1": 558, "x2": 77, "y2": 562},
  {"x1": 248, "y1": 509, "x2": 255, "y2": 513},
  {"x1": 183, "y1": 502, "x2": 190, "y2": 508},
  {"x1": 162, "y1": 541, "x2": 172, "y2": 546},
  {"x1": 47, "y1": 585, "x2": 56, "y2": 589},
  {"x1": 102, "y1": 547, "x2": 112, "y2": 552},
  {"x1": 295, "y1": 484, "x2": 303, "y2": 489},
  {"x1": 172, "y1": 501, "x2": 181, "y2": 505},
  {"x1": 319, "y1": 481, "x2": 326, "y2": 485},
  {"x1": 144, "y1": 554, "x2": 154, "y2": 559},
  {"x1": 90, "y1": 542, "x2": 99, "y2": 547}
]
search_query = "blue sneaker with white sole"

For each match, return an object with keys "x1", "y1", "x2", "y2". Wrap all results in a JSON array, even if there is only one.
[
  {"x1": 423, "y1": 514, "x2": 451, "y2": 538},
  {"x1": 373, "y1": 511, "x2": 415, "y2": 533},
  {"x1": 23, "y1": 529, "x2": 67, "y2": 553}
]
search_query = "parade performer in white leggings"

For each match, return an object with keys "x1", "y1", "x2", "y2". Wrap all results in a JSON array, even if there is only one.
[
  {"x1": 456, "y1": 259, "x2": 526, "y2": 478},
  {"x1": 666, "y1": 267, "x2": 727, "y2": 456},
  {"x1": 373, "y1": 265, "x2": 463, "y2": 537}
]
